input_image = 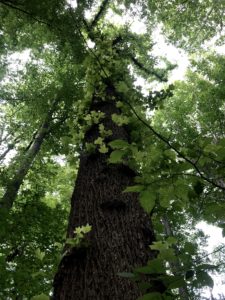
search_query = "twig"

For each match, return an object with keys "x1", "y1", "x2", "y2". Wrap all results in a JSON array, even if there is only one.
[
  {"x1": 0, "y1": 1, "x2": 51, "y2": 27},
  {"x1": 130, "y1": 55, "x2": 167, "y2": 82},
  {"x1": 122, "y1": 98, "x2": 225, "y2": 191},
  {"x1": 194, "y1": 245, "x2": 225, "y2": 264}
]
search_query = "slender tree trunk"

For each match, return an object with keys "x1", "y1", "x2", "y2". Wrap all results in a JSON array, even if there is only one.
[
  {"x1": 53, "y1": 85, "x2": 158, "y2": 299},
  {"x1": 0, "y1": 101, "x2": 57, "y2": 211},
  {"x1": 0, "y1": 143, "x2": 14, "y2": 162}
]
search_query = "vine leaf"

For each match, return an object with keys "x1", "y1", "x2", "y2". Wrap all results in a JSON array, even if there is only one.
[
  {"x1": 123, "y1": 185, "x2": 144, "y2": 193},
  {"x1": 196, "y1": 271, "x2": 214, "y2": 288},
  {"x1": 139, "y1": 190, "x2": 156, "y2": 213},
  {"x1": 108, "y1": 150, "x2": 124, "y2": 163},
  {"x1": 31, "y1": 294, "x2": 49, "y2": 300},
  {"x1": 108, "y1": 139, "x2": 129, "y2": 149}
]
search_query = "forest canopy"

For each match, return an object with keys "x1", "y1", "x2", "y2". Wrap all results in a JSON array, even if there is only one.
[{"x1": 0, "y1": 0, "x2": 225, "y2": 299}]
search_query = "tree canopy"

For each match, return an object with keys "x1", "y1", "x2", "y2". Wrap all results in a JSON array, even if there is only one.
[{"x1": 0, "y1": 0, "x2": 225, "y2": 299}]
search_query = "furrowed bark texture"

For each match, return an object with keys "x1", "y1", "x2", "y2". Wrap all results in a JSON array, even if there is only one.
[{"x1": 53, "y1": 86, "x2": 157, "y2": 299}]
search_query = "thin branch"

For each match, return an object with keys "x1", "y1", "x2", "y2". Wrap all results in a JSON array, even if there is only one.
[
  {"x1": 122, "y1": 98, "x2": 225, "y2": 191},
  {"x1": 82, "y1": 17, "x2": 91, "y2": 32},
  {"x1": 194, "y1": 245, "x2": 225, "y2": 264},
  {"x1": 0, "y1": 1, "x2": 51, "y2": 27},
  {"x1": 66, "y1": 10, "x2": 225, "y2": 192},
  {"x1": 145, "y1": 172, "x2": 201, "y2": 187},
  {"x1": 130, "y1": 55, "x2": 168, "y2": 82},
  {"x1": 24, "y1": 129, "x2": 38, "y2": 152},
  {"x1": 0, "y1": 144, "x2": 13, "y2": 161}
]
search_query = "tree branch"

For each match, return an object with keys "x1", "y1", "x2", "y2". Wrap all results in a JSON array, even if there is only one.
[
  {"x1": 68, "y1": 7, "x2": 109, "y2": 79},
  {"x1": 130, "y1": 55, "x2": 168, "y2": 82},
  {"x1": 0, "y1": 0, "x2": 51, "y2": 27},
  {"x1": 90, "y1": 0, "x2": 110, "y2": 29},
  {"x1": 0, "y1": 144, "x2": 13, "y2": 161},
  {"x1": 194, "y1": 245, "x2": 225, "y2": 264},
  {"x1": 122, "y1": 98, "x2": 225, "y2": 191}
]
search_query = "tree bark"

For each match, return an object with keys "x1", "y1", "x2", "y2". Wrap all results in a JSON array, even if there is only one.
[
  {"x1": 0, "y1": 100, "x2": 57, "y2": 211},
  {"x1": 53, "y1": 85, "x2": 157, "y2": 299}
]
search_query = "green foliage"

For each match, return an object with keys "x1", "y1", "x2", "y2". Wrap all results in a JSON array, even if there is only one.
[
  {"x1": 123, "y1": 185, "x2": 144, "y2": 193},
  {"x1": 139, "y1": 190, "x2": 156, "y2": 214},
  {"x1": 108, "y1": 139, "x2": 129, "y2": 149},
  {"x1": 149, "y1": 0, "x2": 225, "y2": 49},
  {"x1": 31, "y1": 294, "x2": 49, "y2": 300},
  {"x1": 195, "y1": 271, "x2": 214, "y2": 289},
  {"x1": 108, "y1": 150, "x2": 125, "y2": 164},
  {"x1": 112, "y1": 113, "x2": 129, "y2": 126},
  {"x1": 66, "y1": 224, "x2": 92, "y2": 248},
  {"x1": 84, "y1": 111, "x2": 105, "y2": 126},
  {"x1": 0, "y1": 0, "x2": 225, "y2": 299}
]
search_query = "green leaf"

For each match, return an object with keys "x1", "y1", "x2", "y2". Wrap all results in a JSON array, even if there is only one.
[
  {"x1": 196, "y1": 271, "x2": 214, "y2": 288},
  {"x1": 108, "y1": 139, "x2": 129, "y2": 149},
  {"x1": 204, "y1": 203, "x2": 225, "y2": 222},
  {"x1": 164, "y1": 275, "x2": 186, "y2": 289},
  {"x1": 166, "y1": 236, "x2": 177, "y2": 245},
  {"x1": 196, "y1": 264, "x2": 218, "y2": 271},
  {"x1": 35, "y1": 248, "x2": 45, "y2": 261},
  {"x1": 175, "y1": 180, "x2": 190, "y2": 201},
  {"x1": 204, "y1": 143, "x2": 223, "y2": 156},
  {"x1": 159, "y1": 187, "x2": 173, "y2": 208},
  {"x1": 136, "y1": 258, "x2": 164, "y2": 274},
  {"x1": 184, "y1": 241, "x2": 196, "y2": 255},
  {"x1": 139, "y1": 190, "x2": 156, "y2": 213},
  {"x1": 164, "y1": 149, "x2": 176, "y2": 160},
  {"x1": 149, "y1": 241, "x2": 175, "y2": 262},
  {"x1": 85, "y1": 142, "x2": 96, "y2": 153},
  {"x1": 135, "y1": 265, "x2": 154, "y2": 274},
  {"x1": 138, "y1": 282, "x2": 153, "y2": 292},
  {"x1": 31, "y1": 271, "x2": 45, "y2": 278},
  {"x1": 111, "y1": 113, "x2": 129, "y2": 126},
  {"x1": 31, "y1": 294, "x2": 49, "y2": 300},
  {"x1": 66, "y1": 238, "x2": 78, "y2": 246},
  {"x1": 150, "y1": 241, "x2": 167, "y2": 252},
  {"x1": 116, "y1": 81, "x2": 129, "y2": 93},
  {"x1": 99, "y1": 144, "x2": 108, "y2": 153},
  {"x1": 74, "y1": 224, "x2": 92, "y2": 234},
  {"x1": 117, "y1": 272, "x2": 136, "y2": 278},
  {"x1": 94, "y1": 137, "x2": 104, "y2": 145},
  {"x1": 108, "y1": 150, "x2": 124, "y2": 163},
  {"x1": 123, "y1": 185, "x2": 144, "y2": 193}
]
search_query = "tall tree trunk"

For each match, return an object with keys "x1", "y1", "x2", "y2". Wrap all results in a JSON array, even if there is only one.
[
  {"x1": 0, "y1": 100, "x2": 57, "y2": 211},
  {"x1": 53, "y1": 85, "x2": 158, "y2": 299}
]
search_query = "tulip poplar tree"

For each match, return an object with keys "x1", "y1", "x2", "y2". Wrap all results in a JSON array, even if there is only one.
[{"x1": 0, "y1": 1, "x2": 225, "y2": 299}]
